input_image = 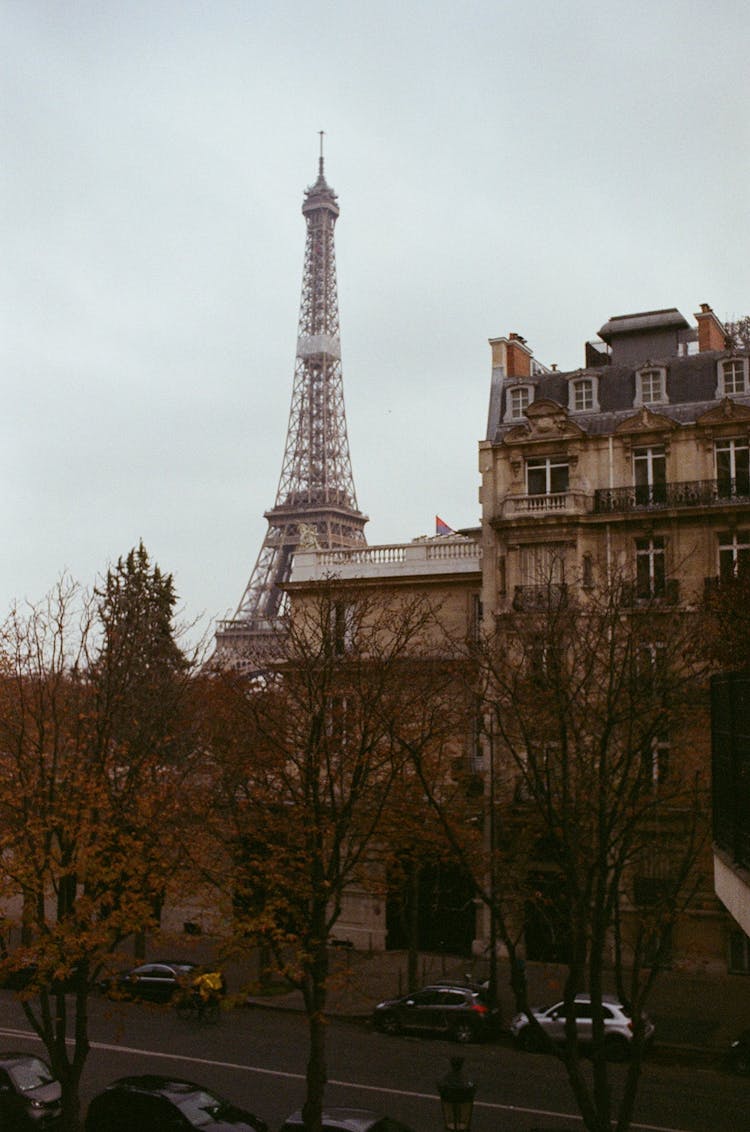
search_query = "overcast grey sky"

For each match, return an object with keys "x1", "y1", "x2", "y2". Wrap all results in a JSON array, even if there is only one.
[{"x1": 2, "y1": 0, "x2": 748, "y2": 641}]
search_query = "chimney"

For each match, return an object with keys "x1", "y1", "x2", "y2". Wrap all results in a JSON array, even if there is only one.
[
  {"x1": 695, "y1": 303, "x2": 727, "y2": 352},
  {"x1": 505, "y1": 333, "x2": 531, "y2": 378},
  {"x1": 489, "y1": 332, "x2": 534, "y2": 377}
]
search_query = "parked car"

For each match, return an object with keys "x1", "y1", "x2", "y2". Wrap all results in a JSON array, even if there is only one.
[
  {"x1": 99, "y1": 961, "x2": 197, "y2": 1003},
  {"x1": 0, "y1": 1052, "x2": 62, "y2": 1129},
  {"x1": 726, "y1": 1028, "x2": 750, "y2": 1074},
  {"x1": 0, "y1": 953, "x2": 85, "y2": 994},
  {"x1": 510, "y1": 994, "x2": 655, "y2": 1060},
  {"x1": 85, "y1": 1075, "x2": 267, "y2": 1132},
  {"x1": 280, "y1": 1108, "x2": 415, "y2": 1132},
  {"x1": 372, "y1": 983, "x2": 500, "y2": 1043}
]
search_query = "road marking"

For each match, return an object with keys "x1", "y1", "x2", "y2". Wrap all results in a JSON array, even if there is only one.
[{"x1": 0, "y1": 1027, "x2": 696, "y2": 1132}]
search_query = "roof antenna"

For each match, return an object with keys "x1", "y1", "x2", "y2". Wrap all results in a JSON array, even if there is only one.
[{"x1": 318, "y1": 130, "x2": 325, "y2": 177}]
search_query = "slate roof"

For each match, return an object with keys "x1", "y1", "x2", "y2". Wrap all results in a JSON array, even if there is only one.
[{"x1": 488, "y1": 348, "x2": 750, "y2": 444}]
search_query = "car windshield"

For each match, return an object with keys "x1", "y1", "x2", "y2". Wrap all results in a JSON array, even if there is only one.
[
  {"x1": 178, "y1": 1088, "x2": 227, "y2": 1127},
  {"x1": 8, "y1": 1058, "x2": 55, "y2": 1091}
]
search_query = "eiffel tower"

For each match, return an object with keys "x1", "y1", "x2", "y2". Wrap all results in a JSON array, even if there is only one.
[{"x1": 215, "y1": 140, "x2": 368, "y2": 667}]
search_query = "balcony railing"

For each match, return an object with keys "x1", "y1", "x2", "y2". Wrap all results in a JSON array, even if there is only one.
[
  {"x1": 621, "y1": 579, "x2": 680, "y2": 606},
  {"x1": 500, "y1": 490, "x2": 592, "y2": 518},
  {"x1": 595, "y1": 478, "x2": 750, "y2": 514}
]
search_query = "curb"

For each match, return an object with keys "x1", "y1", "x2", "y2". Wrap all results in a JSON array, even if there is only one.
[{"x1": 243, "y1": 998, "x2": 727, "y2": 1061}]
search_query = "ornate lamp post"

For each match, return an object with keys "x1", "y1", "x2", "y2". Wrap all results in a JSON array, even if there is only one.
[{"x1": 437, "y1": 1057, "x2": 477, "y2": 1132}]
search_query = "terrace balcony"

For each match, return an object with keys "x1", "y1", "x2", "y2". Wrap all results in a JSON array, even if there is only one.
[{"x1": 289, "y1": 537, "x2": 482, "y2": 583}]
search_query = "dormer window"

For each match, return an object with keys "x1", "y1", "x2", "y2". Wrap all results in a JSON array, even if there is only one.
[
  {"x1": 568, "y1": 375, "x2": 599, "y2": 413},
  {"x1": 717, "y1": 358, "x2": 749, "y2": 397},
  {"x1": 505, "y1": 384, "x2": 533, "y2": 422},
  {"x1": 634, "y1": 366, "x2": 668, "y2": 407}
]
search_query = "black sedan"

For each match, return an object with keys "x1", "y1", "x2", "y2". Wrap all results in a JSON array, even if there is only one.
[
  {"x1": 99, "y1": 961, "x2": 196, "y2": 1003},
  {"x1": 85, "y1": 1075, "x2": 267, "y2": 1132},
  {"x1": 372, "y1": 983, "x2": 500, "y2": 1043},
  {"x1": 0, "y1": 1052, "x2": 62, "y2": 1129}
]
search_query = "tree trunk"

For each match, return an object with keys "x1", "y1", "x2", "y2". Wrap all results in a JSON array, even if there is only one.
[
  {"x1": 407, "y1": 863, "x2": 419, "y2": 992},
  {"x1": 301, "y1": 940, "x2": 329, "y2": 1132}
]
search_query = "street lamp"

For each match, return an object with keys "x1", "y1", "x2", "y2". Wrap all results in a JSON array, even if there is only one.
[{"x1": 437, "y1": 1056, "x2": 477, "y2": 1132}]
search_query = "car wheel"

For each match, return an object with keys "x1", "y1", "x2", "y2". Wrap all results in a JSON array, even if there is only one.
[
  {"x1": 604, "y1": 1035, "x2": 630, "y2": 1062},
  {"x1": 378, "y1": 1012, "x2": 401, "y2": 1036},
  {"x1": 731, "y1": 1049, "x2": 750, "y2": 1075},
  {"x1": 517, "y1": 1026, "x2": 542, "y2": 1052},
  {"x1": 452, "y1": 1020, "x2": 477, "y2": 1044}
]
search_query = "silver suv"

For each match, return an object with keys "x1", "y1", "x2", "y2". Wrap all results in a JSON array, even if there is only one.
[{"x1": 510, "y1": 994, "x2": 655, "y2": 1060}]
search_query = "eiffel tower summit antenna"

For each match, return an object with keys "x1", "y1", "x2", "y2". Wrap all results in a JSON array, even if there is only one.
[{"x1": 215, "y1": 142, "x2": 368, "y2": 667}]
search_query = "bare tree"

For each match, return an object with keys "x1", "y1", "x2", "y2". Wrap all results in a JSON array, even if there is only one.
[
  {"x1": 199, "y1": 584, "x2": 455, "y2": 1132},
  {"x1": 407, "y1": 569, "x2": 709, "y2": 1132}
]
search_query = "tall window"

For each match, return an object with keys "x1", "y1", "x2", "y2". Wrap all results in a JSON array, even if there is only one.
[
  {"x1": 718, "y1": 530, "x2": 750, "y2": 581},
  {"x1": 633, "y1": 446, "x2": 667, "y2": 505},
  {"x1": 520, "y1": 544, "x2": 566, "y2": 585},
  {"x1": 327, "y1": 601, "x2": 356, "y2": 656},
  {"x1": 716, "y1": 438, "x2": 750, "y2": 498},
  {"x1": 526, "y1": 456, "x2": 569, "y2": 496},
  {"x1": 635, "y1": 536, "x2": 666, "y2": 598},
  {"x1": 642, "y1": 733, "x2": 670, "y2": 790},
  {"x1": 721, "y1": 359, "x2": 748, "y2": 395}
]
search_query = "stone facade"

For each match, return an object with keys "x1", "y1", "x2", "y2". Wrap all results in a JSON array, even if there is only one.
[{"x1": 478, "y1": 304, "x2": 750, "y2": 971}]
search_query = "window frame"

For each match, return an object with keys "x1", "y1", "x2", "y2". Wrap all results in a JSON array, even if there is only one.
[
  {"x1": 716, "y1": 357, "x2": 749, "y2": 398},
  {"x1": 504, "y1": 383, "x2": 534, "y2": 422},
  {"x1": 718, "y1": 529, "x2": 750, "y2": 581},
  {"x1": 633, "y1": 445, "x2": 667, "y2": 506},
  {"x1": 568, "y1": 375, "x2": 599, "y2": 413},
  {"x1": 634, "y1": 366, "x2": 669, "y2": 408},
  {"x1": 526, "y1": 455, "x2": 570, "y2": 497},
  {"x1": 715, "y1": 437, "x2": 750, "y2": 498},
  {"x1": 642, "y1": 732, "x2": 670, "y2": 790},
  {"x1": 635, "y1": 535, "x2": 666, "y2": 599}
]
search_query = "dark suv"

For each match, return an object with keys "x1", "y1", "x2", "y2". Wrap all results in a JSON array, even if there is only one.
[
  {"x1": 373, "y1": 983, "x2": 499, "y2": 1043},
  {"x1": 85, "y1": 1076, "x2": 267, "y2": 1132}
]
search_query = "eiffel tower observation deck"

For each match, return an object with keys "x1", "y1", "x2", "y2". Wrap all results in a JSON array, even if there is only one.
[{"x1": 215, "y1": 141, "x2": 368, "y2": 667}]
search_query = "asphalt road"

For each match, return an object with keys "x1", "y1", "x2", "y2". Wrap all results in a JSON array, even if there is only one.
[{"x1": 0, "y1": 992, "x2": 745, "y2": 1132}]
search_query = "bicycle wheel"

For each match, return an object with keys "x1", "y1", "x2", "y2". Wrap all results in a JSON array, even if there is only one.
[
  {"x1": 175, "y1": 995, "x2": 197, "y2": 1022},
  {"x1": 201, "y1": 997, "x2": 221, "y2": 1024}
]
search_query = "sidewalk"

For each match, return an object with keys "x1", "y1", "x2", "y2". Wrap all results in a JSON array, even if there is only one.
[{"x1": 241, "y1": 948, "x2": 750, "y2": 1054}]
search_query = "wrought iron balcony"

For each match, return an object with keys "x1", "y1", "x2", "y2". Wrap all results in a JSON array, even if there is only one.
[
  {"x1": 621, "y1": 579, "x2": 680, "y2": 606},
  {"x1": 595, "y1": 478, "x2": 750, "y2": 514}
]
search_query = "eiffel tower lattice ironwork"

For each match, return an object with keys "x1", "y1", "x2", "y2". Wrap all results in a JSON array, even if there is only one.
[{"x1": 215, "y1": 143, "x2": 368, "y2": 666}]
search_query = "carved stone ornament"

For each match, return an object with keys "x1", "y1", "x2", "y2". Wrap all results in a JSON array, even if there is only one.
[
  {"x1": 504, "y1": 399, "x2": 586, "y2": 447},
  {"x1": 615, "y1": 406, "x2": 677, "y2": 437},
  {"x1": 696, "y1": 398, "x2": 750, "y2": 427}
]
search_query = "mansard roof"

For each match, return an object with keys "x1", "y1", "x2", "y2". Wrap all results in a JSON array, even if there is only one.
[{"x1": 489, "y1": 348, "x2": 750, "y2": 444}]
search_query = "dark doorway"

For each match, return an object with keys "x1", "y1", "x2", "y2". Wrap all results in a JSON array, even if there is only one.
[{"x1": 387, "y1": 859, "x2": 475, "y2": 956}]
